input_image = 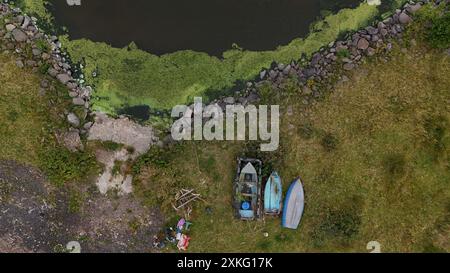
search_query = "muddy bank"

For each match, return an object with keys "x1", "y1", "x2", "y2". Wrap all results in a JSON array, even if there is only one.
[{"x1": 0, "y1": 160, "x2": 163, "y2": 253}]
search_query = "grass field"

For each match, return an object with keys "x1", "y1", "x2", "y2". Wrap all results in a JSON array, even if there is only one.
[
  {"x1": 134, "y1": 42, "x2": 450, "y2": 252},
  {"x1": 0, "y1": 53, "x2": 98, "y2": 186}
]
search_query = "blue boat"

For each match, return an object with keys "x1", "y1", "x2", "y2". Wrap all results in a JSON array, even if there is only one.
[
  {"x1": 282, "y1": 178, "x2": 305, "y2": 229},
  {"x1": 264, "y1": 172, "x2": 282, "y2": 215}
]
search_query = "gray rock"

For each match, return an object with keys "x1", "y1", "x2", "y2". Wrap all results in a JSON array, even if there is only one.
[
  {"x1": 310, "y1": 53, "x2": 321, "y2": 66},
  {"x1": 60, "y1": 129, "x2": 83, "y2": 152},
  {"x1": 5, "y1": 24, "x2": 16, "y2": 32},
  {"x1": 21, "y1": 16, "x2": 30, "y2": 29},
  {"x1": 56, "y1": 73, "x2": 71, "y2": 84},
  {"x1": 83, "y1": 122, "x2": 93, "y2": 130},
  {"x1": 406, "y1": 3, "x2": 422, "y2": 14},
  {"x1": 69, "y1": 91, "x2": 78, "y2": 98},
  {"x1": 25, "y1": 60, "x2": 37, "y2": 67},
  {"x1": 41, "y1": 53, "x2": 50, "y2": 60},
  {"x1": 72, "y1": 97, "x2": 85, "y2": 106},
  {"x1": 40, "y1": 79, "x2": 49, "y2": 88},
  {"x1": 380, "y1": 28, "x2": 388, "y2": 36},
  {"x1": 367, "y1": 47, "x2": 376, "y2": 56},
  {"x1": 15, "y1": 60, "x2": 24, "y2": 68},
  {"x1": 366, "y1": 26, "x2": 378, "y2": 35},
  {"x1": 11, "y1": 28, "x2": 27, "y2": 42},
  {"x1": 399, "y1": 12, "x2": 412, "y2": 24},
  {"x1": 48, "y1": 68, "x2": 59, "y2": 77},
  {"x1": 67, "y1": 83, "x2": 78, "y2": 91},
  {"x1": 343, "y1": 63, "x2": 355, "y2": 71},
  {"x1": 303, "y1": 68, "x2": 316, "y2": 78},
  {"x1": 282, "y1": 64, "x2": 291, "y2": 75},
  {"x1": 247, "y1": 92, "x2": 260, "y2": 103},
  {"x1": 67, "y1": 113, "x2": 80, "y2": 127},
  {"x1": 259, "y1": 70, "x2": 267, "y2": 80},
  {"x1": 224, "y1": 97, "x2": 235, "y2": 104},
  {"x1": 357, "y1": 38, "x2": 370, "y2": 50},
  {"x1": 32, "y1": 48, "x2": 41, "y2": 56},
  {"x1": 269, "y1": 70, "x2": 278, "y2": 79}
]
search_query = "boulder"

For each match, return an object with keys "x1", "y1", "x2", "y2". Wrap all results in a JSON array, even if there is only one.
[
  {"x1": 224, "y1": 97, "x2": 235, "y2": 104},
  {"x1": 5, "y1": 24, "x2": 16, "y2": 32},
  {"x1": 406, "y1": 3, "x2": 422, "y2": 14},
  {"x1": 399, "y1": 12, "x2": 412, "y2": 24},
  {"x1": 343, "y1": 63, "x2": 355, "y2": 71},
  {"x1": 72, "y1": 97, "x2": 85, "y2": 106},
  {"x1": 366, "y1": 26, "x2": 378, "y2": 35},
  {"x1": 67, "y1": 113, "x2": 80, "y2": 127},
  {"x1": 60, "y1": 130, "x2": 84, "y2": 152},
  {"x1": 259, "y1": 70, "x2": 267, "y2": 80},
  {"x1": 11, "y1": 28, "x2": 27, "y2": 42},
  {"x1": 367, "y1": 47, "x2": 376, "y2": 56},
  {"x1": 15, "y1": 60, "x2": 24, "y2": 68},
  {"x1": 357, "y1": 38, "x2": 370, "y2": 50},
  {"x1": 47, "y1": 68, "x2": 59, "y2": 77},
  {"x1": 56, "y1": 73, "x2": 71, "y2": 84}
]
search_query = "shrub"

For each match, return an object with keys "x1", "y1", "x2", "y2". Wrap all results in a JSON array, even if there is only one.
[
  {"x1": 39, "y1": 146, "x2": 98, "y2": 186},
  {"x1": 38, "y1": 63, "x2": 51, "y2": 75},
  {"x1": 428, "y1": 11, "x2": 450, "y2": 49},
  {"x1": 35, "y1": 38, "x2": 50, "y2": 53},
  {"x1": 100, "y1": 141, "x2": 124, "y2": 151},
  {"x1": 312, "y1": 203, "x2": 362, "y2": 247},
  {"x1": 412, "y1": 3, "x2": 450, "y2": 49},
  {"x1": 336, "y1": 48, "x2": 350, "y2": 59}
]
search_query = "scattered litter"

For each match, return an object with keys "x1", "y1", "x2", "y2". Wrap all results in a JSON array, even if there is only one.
[
  {"x1": 177, "y1": 234, "x2": 191, "y2": 251},
  {"x1": 158, "y1": 218, "x2": 193, "y2": 251}
]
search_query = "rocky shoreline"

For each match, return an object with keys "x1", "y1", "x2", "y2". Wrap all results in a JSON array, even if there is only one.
[
  {"x1": 0, "y1": 3, "x2": 92, "y2": 134},
  {"x1": 170, "y1": 0, "x2": 446, "y2": 136},
  {"x1": 0, "y1": 0, "x2": 444, "y2": 151},
  {"x1": 210, "y1": 1, "x2": 430, "y2": 110}
]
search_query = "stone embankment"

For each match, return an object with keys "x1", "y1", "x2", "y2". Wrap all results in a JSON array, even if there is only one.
[
  {"x1": 0, "y1": 3, "x2": 91, "y2": 148},
  {"x1": 207, "y1": 1, "x2": 429, "y2": 111}
]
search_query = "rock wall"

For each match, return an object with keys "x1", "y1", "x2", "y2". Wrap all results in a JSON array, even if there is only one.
[
  {"x1": 0, "y1": 3, "x2": 92, "y2": 134},
  {"x1": 209, "y1": 1, "x2": 431, "y2": 110}
]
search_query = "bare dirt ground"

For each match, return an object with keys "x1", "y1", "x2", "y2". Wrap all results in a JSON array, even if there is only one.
[{"x1": 0, "y1": 160, "x2": 163, "y2": 253}]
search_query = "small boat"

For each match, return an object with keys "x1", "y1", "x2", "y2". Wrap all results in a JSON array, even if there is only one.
[
  {"x1": 233, "y1": 158, "x2": 263, "y2": 220},
  {"x1": 264, "y1": 172, "x2": 282, "y2": 215},
  {"x1": 282, "y1": 178, "x2": 305, "y2": 229}
]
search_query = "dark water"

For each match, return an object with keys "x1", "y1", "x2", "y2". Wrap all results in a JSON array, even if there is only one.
[
  {"x1": 118, "y1": 105, "x2": 151, "y2": 121},
  {"x1": 49, "y1": 0, "x2": 360, "y2": 57}
]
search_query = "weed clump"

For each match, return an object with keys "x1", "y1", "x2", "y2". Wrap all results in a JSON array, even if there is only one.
[
  {"x1": 321, "y1": 133, "x2": 339, "y2": 152},
  {"x1": 383, "y1": 153, "x2": 406, "y2": 180},
  {"x1": 423, "y1": 115, "x2": 448, "y2": 160},
  {"x1": 311, "y1": 197, "x2": 363, "y2": 247}
]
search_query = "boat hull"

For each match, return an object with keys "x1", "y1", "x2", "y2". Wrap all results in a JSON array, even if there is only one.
[
  {"x1": 264, "y1": 172, "x2": 282, "y2": 215},
  {"x1": 281, "y1": 178, "x2": 305, "y2": 229}
]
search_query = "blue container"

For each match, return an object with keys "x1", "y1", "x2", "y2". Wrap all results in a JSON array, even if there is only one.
[{"x1": 241, "y1": 201, "x2": 251, "y2": 210}]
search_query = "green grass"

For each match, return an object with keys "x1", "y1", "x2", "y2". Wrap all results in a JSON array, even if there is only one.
[
  {"x1": 0, "y1": 53, "x2": 98, "y2": 185},
  {"x1": 134, "y1": 41, "x2": 450, "y2": 252}
]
